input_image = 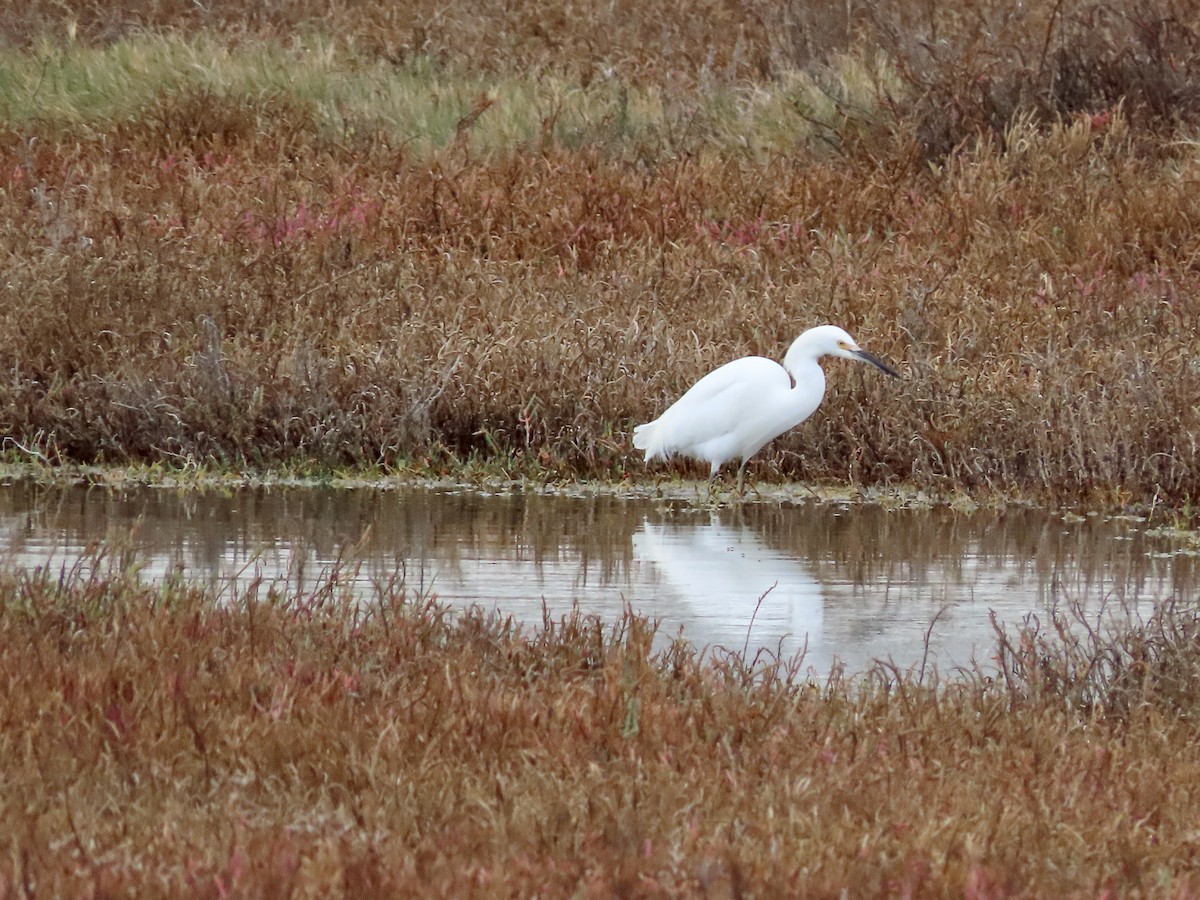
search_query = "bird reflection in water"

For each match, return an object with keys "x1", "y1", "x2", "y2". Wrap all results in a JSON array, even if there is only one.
[{"x1": 631, "y1": 516, "x2": 826, "y2": 669}]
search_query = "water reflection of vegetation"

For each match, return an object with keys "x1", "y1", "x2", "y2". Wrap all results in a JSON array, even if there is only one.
[
  {"x1": 1, "y1": 483, "x2": 1191, "y2": 603},
  {"x1": 751, "y1": 504, "x2": 1192, "y2": 601}
]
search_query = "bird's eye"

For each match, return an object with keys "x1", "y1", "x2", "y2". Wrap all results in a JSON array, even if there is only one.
[{"x1": 837, "y1": 340, "x2": 849, "y2": 349}]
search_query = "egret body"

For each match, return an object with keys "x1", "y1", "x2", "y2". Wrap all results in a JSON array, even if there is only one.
[{"x1": 632, "y1": 325, "x2": 898, "y2": 491}]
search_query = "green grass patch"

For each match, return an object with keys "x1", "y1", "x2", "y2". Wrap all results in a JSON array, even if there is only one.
[{"x1": 0, "y1": 31, "x2": 890, "y2": 156}]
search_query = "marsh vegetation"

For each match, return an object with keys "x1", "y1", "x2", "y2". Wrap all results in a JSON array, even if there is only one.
[
  {"x1": 3, "y1": 554, "x2": 1200, "y2": 896},
  {"x1": 4, "y1": 0, "x2": 1200, "y2": 893},
  {"x1": 2, "y1": 0, "x2": 1200, "y2": 506}
]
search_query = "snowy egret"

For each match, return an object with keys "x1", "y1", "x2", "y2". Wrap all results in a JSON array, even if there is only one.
[{"x1": 632, "y1": 325, "x2": 899, "y2": 492}]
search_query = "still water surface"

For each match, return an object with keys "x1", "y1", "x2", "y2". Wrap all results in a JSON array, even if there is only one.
[{"x1": 0, "y1": 482, "x2": 1194, "y2": 675}]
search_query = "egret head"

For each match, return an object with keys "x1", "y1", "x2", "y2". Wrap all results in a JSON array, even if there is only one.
[
  {"x1": 802, "y1": 325, "x2": 901, "y2": 377},
  {"x1": 830, "y1": 328, "x2": 900, "y2": 377}
]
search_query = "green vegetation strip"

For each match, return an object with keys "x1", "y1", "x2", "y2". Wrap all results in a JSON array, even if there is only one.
[{"x1": 0, "y1": 32, "x2": 883, "y2": 155}]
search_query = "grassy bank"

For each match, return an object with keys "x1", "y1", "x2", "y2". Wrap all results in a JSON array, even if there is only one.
[
  {"x1": 1, "y1": 556, "x2": 1198, "y2": 896},
  {"x1": 2, "y1": 1, "x2": 1200, "y2": 509}
]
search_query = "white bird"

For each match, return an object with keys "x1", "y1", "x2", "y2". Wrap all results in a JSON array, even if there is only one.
[{"x1": 632, "y1": 325, "x2": 899, "y2": 492}]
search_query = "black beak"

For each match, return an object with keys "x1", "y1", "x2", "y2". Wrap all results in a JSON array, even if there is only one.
[{"x1": 852, "y1": 348, "x2": 901, "y2": 378}]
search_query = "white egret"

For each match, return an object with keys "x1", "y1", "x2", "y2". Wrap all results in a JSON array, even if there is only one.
[{"x1": 632, "y1": 325, "x2": 899, "y2": 492}]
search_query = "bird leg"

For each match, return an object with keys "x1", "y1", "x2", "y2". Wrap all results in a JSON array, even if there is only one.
[
  {"x1": 735, "y1": 462, "x2": 761, "y2": 500},
  {"x1": 706, "y1": 469, "x2": 723, "y2": 502}
]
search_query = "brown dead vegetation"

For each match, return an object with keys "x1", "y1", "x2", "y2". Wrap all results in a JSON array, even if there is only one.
[
  {"x1": 3, "y1": 1, "x2": 1200, "y2": 508},
  {"x1": 2, "y1": 557, "x2": 1199, "y2": 896},
  {"x1": 6, "y1": 4, "x2": 1200, "y2": 895}
]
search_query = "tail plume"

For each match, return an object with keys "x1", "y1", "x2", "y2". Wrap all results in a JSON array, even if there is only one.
[{"x1": 632, "y1": 421, "x2": 656, "y2": 457}]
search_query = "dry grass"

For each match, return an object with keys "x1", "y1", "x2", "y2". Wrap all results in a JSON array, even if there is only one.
[
  {"x1": 2, "y1": 554, "x2": 1200, "y2": 896},
  {"x1": 3, "y1": 1, "x2": 1200, "y2": 509},
  {"x1": 7, "y1": 5, "x2": 1200, "y2": 893}
]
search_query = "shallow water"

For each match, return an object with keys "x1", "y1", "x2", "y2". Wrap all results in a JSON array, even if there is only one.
[{"x1": 0, "y1": 481, "x2": 1194, "y2": 675}]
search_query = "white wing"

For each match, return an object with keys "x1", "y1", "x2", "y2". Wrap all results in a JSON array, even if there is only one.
[{"x1": 634, "y1": 357, "x2": 792, "y2": 462}]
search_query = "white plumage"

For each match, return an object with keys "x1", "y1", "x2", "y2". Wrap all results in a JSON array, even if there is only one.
[{"x1": 633, "y1": 325, "x2": 898, "y2": 491}]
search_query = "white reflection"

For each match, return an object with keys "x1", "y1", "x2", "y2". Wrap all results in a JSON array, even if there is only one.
[
  {"x1": 0, "y1": 483, "x2": 1188, "y2": 678},
  {"x1": 632, "y1": 518, "x2": 825, "y2": 666}
]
